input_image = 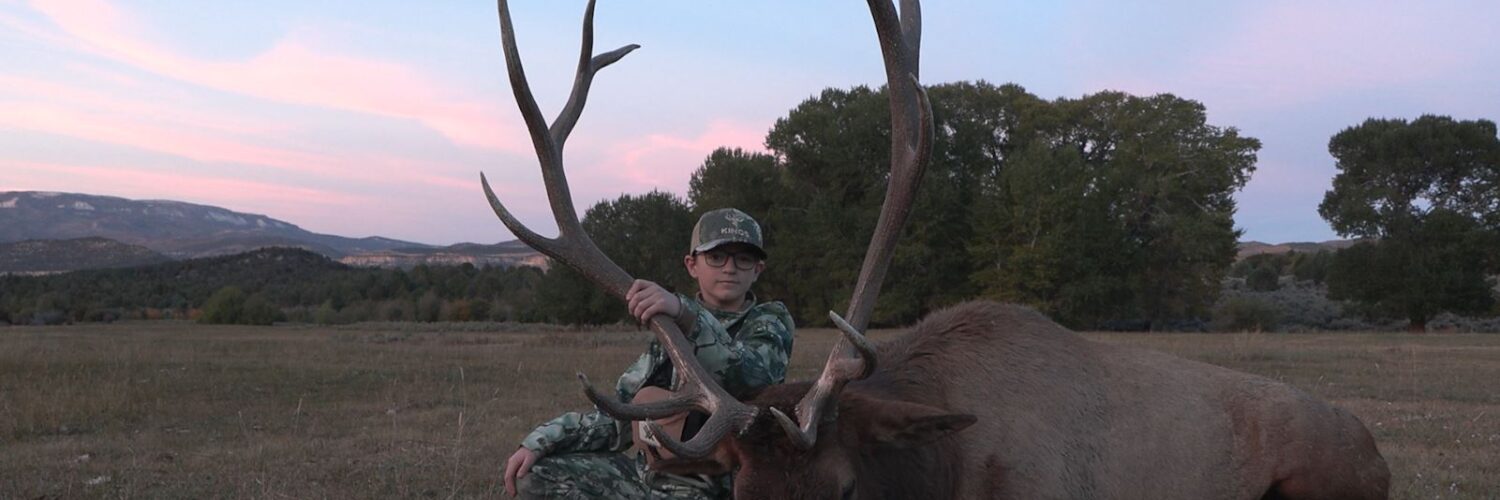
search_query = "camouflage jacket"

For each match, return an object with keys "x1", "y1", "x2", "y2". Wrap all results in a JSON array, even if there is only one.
[{"x1": 520, "y1": 292, "x2": 795, "y2": 455}]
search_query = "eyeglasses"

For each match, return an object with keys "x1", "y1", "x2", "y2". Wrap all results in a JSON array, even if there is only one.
[{"x1": 697, "y1": 250, "x2": 760, "y2": 271}]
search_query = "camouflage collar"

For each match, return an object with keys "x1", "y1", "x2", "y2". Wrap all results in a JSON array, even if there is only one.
[{"x1": 697, "y1": 291, "x2": 758, "y2": 333}]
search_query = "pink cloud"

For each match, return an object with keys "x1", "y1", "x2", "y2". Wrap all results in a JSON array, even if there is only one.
[
  {"x1": 0, "y1": 102, "x2": 350, "y2": 176},
  {"x1": 0, "y1": 74, "x2": 289, "y2": 137},
  {"x1": 27, "y1": 0, "x2": 523, "y2": 152},
  {"x1": 599, "y1": 119, "x2": 768, "y2": 191},
  {"x1": 1, "y1": 159, "x2": 370, "y2": 214},
  {"x1": 0, "y1": 74, "x2": 494, "y2": 193}
]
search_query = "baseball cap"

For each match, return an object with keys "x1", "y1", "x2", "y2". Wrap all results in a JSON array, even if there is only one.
[{"x1": 689, "y1": 208, "x2": 766, "y2": 258}]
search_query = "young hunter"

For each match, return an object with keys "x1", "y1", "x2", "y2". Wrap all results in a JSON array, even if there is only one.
[{"x1": 504, "y1": 208, "x2": 796, "y2": 499}]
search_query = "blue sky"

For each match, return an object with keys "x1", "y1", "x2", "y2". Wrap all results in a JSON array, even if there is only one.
[{"x1": 2, "y1": 0, "x2": 1497, "y2": 245}]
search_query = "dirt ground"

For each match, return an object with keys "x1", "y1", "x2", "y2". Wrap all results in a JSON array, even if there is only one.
[{"x1": 1, "y1": 321, "x2": 1495, "y2": 498}]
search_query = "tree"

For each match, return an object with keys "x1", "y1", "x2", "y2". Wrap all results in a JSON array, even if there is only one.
[
  {"x1": 1290, "y1": 250, "x2": 1334, "y2": 284},
  {"x1": 1319, "y1": 116, "x2": 1500, "y2": 330},
  {"x1": 536, "y1": 191, "x2": 694, "y2": 324},
  {"x1": 241, "y1": 292, "x2": 281, "y2": 325},
  {"x1": 199, "y1": 286, "x2": 246, "y2": 324},
  {"x1": 968, "y1": 89, "x2": 1258, "y2": 328},
  {"x1": 1247, "y1": 265, "x2": 1280, "y2": 292},
  {"x1": 688, "y1": 147, "x2": 782, "y2": 219}
]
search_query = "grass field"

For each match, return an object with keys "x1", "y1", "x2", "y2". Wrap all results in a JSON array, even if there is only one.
[{"x1": 1, "y1": 321, "x2": 1496, "y2": 498}]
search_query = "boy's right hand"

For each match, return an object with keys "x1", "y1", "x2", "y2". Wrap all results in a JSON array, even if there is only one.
[{"x1": 626, "y1": 279, "x2": 682, "y2": 324}]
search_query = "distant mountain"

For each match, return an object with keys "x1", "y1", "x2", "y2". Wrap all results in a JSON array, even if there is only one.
[
  {"x1": 0, "y1": 237, "x2": 171, "y2": 274},
  {"x1": 0, "y1": 191, "x2": 427, "y2": 258},
  {"x1": 0, "y1": 191, "x2": 545, "y2": 270},
  {"x1": 1236, "y1": 239, "x2": 1360, "y2": 260}
]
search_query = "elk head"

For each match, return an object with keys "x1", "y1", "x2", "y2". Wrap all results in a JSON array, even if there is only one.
[{"x1": 484, "y1": 0, "x2": 969, "y2": 497}]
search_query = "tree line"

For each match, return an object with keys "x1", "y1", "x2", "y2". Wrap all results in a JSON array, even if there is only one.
[
  {"x1": 3, "y1": 84, "x2": 1495, "y2": 331},
  {"x1": 0, "y1": 247, "x2": 546, "y2": 326},
  {"x1": 549, "y1": 82, "x2": 1260, "y2": 329}
]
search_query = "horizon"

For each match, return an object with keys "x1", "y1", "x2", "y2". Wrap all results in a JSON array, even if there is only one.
[{"x1": 3, "y1": 1, "x2": 1497, "y2": 245}]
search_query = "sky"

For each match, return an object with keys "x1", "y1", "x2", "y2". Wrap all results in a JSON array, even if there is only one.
[{"x1": 2, "y1": 0, "x2": 1497, "y2": 246}]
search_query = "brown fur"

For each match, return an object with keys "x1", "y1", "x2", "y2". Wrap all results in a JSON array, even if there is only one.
[{"x1": 694, "y1": 301, "x2": 1389, "y2": 499}]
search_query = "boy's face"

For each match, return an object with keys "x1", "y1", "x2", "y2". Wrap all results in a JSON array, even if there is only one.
[{"x1": 685, "y1": 243, "x2": 765, "y2": 310}]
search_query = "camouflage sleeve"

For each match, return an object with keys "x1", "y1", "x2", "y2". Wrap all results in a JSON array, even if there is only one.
[
  {"x1": 519, "y1": 352, "x2": 654, "y2": 456},
  {"x1": 518, "y1": 409, "x2": 626, "y2": 456},
  {"x1": 675, "y1": 296, "x2": 796, "y2": 398}
]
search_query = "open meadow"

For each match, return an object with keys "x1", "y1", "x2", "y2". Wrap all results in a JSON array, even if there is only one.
[{"x1": 1, "y1": 321, "x2": 1496, "y2": 498}]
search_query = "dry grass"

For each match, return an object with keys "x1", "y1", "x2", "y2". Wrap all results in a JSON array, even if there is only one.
[{"x1": 1, "y1": 322, "x2": 1495, "y2": 498}]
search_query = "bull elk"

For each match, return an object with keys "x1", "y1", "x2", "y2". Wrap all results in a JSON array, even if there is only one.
[{"x1": 480, "y1": 0, "x2": 1391, "y2": 497}]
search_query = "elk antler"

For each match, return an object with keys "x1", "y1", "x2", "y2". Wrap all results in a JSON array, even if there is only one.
[
  {"x1": 482, "y1": 0, "x2": 756, "y2": 459},
  {"x1": 774, "y1": 0, "x2": 935, "y2": 449}
]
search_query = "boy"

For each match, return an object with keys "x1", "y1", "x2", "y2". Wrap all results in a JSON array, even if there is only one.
[{"x1": 504, "y1": 208, "x2": 795, "y2": 499}]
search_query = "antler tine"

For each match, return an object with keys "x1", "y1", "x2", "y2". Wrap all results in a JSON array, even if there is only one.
[
  {"x1": 845, "y1": 0, "x2": 933, "y2": 332},
  {"x1": 899, "y1": 0, "x2": 922, "y2": 77},
  {"x1": 486, "y1": 0, "x2": 757, "y2": 456},
  {"x1": 783, "y1": 0, "x2": 933, "y2": 449},
  {"x1": 550, "y1": 0, "x2": 639, "y2": 149},
  {"x1": 494, "y1": 0, "x2": 637, "y2": 246}
]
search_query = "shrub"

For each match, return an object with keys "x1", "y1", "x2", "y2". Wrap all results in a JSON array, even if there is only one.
[
  {"x1": 199, "y1": 286, "x2": 247, "y2": 324},
  {"x1": 241, "y1": 293, "x2": 282, "y2": 325},
  {"x1": 1213, "y1": 296, "x2": 1280, "y2": 332},
  {"x1": 1247, "y1": 265, "x2": 1281, "y2": 292},
  {"x1": 314, "y1": 300, "x2": 338, "y2": 325}
]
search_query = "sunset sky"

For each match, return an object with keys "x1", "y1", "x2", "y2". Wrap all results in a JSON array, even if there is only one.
[{"x1": 3, "y1": 0, "x2": 1497, "y2": 246}]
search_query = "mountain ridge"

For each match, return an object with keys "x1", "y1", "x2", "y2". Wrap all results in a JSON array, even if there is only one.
[{"x1": 0, "y1": 191, "x2": 543, "y2": 272}]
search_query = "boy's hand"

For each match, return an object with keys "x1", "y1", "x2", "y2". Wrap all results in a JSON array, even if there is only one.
[
  {"x1": 626, "y1": 279, "x2": 682, "y2": 324},
  {"x1": 503, "y1": 446, "x2": 539, "y2": 497}
]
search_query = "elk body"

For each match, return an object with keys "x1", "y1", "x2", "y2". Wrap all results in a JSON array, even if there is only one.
[
  {"x1": 481, "y1": 0, "x2": 1390, "y2": 498},
  {"x1": 725, "y1": 301, "x2": 1390, "y2": 499}
]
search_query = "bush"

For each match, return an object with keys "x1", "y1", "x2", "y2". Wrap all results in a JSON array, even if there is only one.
[
  {"x1": 241, "y1": 293, "x2": 282, "y2": 325},
  {"x1": 199, "y1": 287, "x2": 247, "y2": 324},
  {"x1": 1213, "y1": 296, "x2": 1280, "y2": 332},
  {"x1": 314, "y1": 300, "x2": 339, "y2": 325},
  {"x1": 1247, "y1": 265, "x2": 1280, "y2": 292},
  {"x1": 31, "y1": 310, "x2": 69, "y2": 326}
]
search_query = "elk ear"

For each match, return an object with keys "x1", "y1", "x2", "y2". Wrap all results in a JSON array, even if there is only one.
[{"x1": 845, "y1": 395, "x2": 977, "y2": 448}]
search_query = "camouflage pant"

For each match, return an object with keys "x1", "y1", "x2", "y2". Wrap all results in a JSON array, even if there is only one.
[{"x1": 517, "y1": 452, "x2": 730, "y2": 500}]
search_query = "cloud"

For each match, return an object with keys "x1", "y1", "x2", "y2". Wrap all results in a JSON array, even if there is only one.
[
  {"x1": 0, "y1": 72, "x2": 492, "y2": 194},
  {"x1": 27, "y1": 0, "x2": 523, "y2": 152},
  {"x1": 1, "y1": 159, "x2": 370, "y2": 213},
  {"x1": 599, "y1": 119, "x2": 768, "y2": 192}
]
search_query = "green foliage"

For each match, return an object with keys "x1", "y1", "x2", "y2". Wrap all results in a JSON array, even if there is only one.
[
  {"x1": 198, "y1": 286, "x2": 247, "y2": 325},
  {"x1": 242, "y1": 293, "x2": 281, "y2": 325},
  {"x1": 961, "y1": 88, "x2": 1258, "y2": 328},
  {"x1": 3, "y1": 82, "x2": 1270, "y2": 330},
  {"x1": 1212, "y1": 296, "x2": 1280, "y2": 332},
  {"x1": 0, "y1": 247, "x2": 544, "y2": 325},
  {"x1": 1247, "y1": 265, "x2": 1281, "y2": 292},
  {"x1": 314, "y1": 300, "x2": 338, "y2": 325},
  {"x1": 1290, "y1": 250, "x2": 1333, "y2": 284},
  {"x1": 674, "y1": 82, "x2": 1258, "y2": 329},
  {"x1": 1327, "y1": 214, "x2": 1496, "y2": 330},
  {"x1": 1319, "y1": 115, "x2": 1500, "y2": 330},
  {"x1": 535, "y1": 191, "x2": 694, "y2": 324},
  {"x1": 689, "y1": 148, "x2": 783, "y2": 220}
]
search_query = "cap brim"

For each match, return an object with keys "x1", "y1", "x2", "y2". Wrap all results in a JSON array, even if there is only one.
[{"x1": 693, "y1": 239, "x2": 766, "y2": 258}]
